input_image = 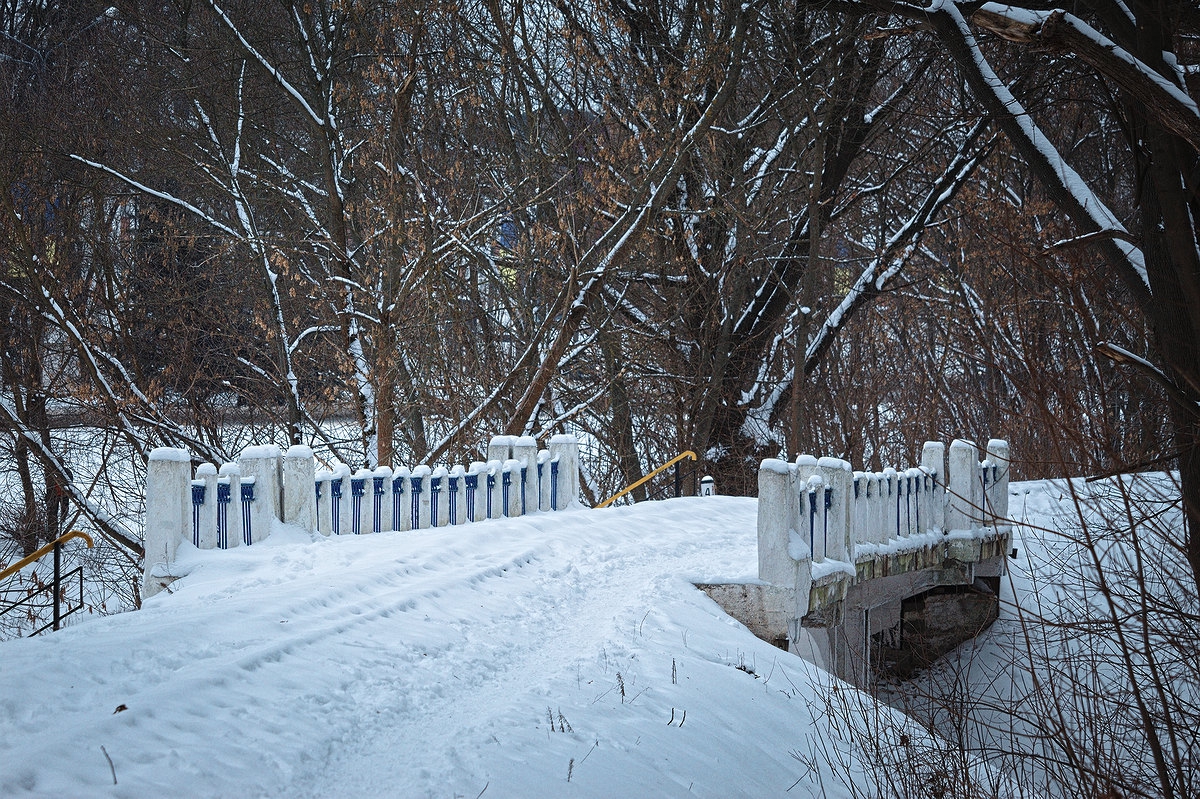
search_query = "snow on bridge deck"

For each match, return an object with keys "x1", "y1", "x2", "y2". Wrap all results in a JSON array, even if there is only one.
[{"x1": 0, "y1": 497, "x2": 918, "y2": 799}]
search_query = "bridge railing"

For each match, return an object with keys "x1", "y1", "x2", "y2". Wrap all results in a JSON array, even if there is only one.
[
  {"x1": 757, "y1": 438, "x2": 1010, "y2": 601},
  {"x1": 143, "y1": 434, "x2": 580, "y2": 598}
]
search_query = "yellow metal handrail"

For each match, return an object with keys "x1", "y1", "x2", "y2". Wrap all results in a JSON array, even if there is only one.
[
  {"x1": 597, "y1": 451, "x2": 697, "y2": 508},
  {"x1": 0, "y1": 530, "x2": 94, "y2": 583}
]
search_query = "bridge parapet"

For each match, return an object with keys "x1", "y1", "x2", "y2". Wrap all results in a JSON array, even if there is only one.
[
  {"x1": 143, "y1": 435, "x2": 580, "y2": 599},
  {"x1": 754, "y1": 438, "x2": 1011, "y2": 676}
]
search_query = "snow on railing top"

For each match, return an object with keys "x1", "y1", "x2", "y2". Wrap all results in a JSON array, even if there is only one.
[{"x1": 143, "y1": 435, "x2": 580, "y2": 598}]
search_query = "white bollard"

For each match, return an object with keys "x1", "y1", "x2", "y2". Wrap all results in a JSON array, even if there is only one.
[
  {"x1": 487, "y1": 435, "x2": 515, "y2": 464},
  {"x1": 283, "y1": 445, "x2": 316, "y2": 533},
  {"x1": 143, "y1": 447, "x2": 192, "y2": 598},
  {"x1": 699, "y1": 475, "x2": 716, "y2": 496},
  {"x1": 350, "y1": 469, "x2": 373, "y2": 534}
]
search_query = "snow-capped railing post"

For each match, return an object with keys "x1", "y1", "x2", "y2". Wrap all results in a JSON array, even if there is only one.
[
  {"x1": 372, "y1": 466, "x2": 392, "y2": 533},
  {"x1": 219, "y1": 462, "x2": 244, "y2": 547},
  {"x1": 537, "y1": 451, "x2": 553, "y2": 511},
  {"x1": 548, "y1": 435, "x2": 579, "y2": 510},
  {"x1": 503, "y1": 459, "x2": 523, "y2": 517},
  {"x1": 240, "y1": 446, "x2": 282, "y2": 545},
  {"x1": 412, "y1": 466, "x2": 432, "y2": 529},
  {"x1": 194, "y1": 463, "x2": 218, "y2": 549},
  {"x1": 984, "y1": 439, "x2": 1011, "y2": 532},
  {"x1": 757, "y1": 459, "x2": 812, "y2": 624},
  {"x1": 921, "y1": 441, "x2": 945, "y2": 532},
  {"x1": 284, "y1": 446, "x2": 316, "y2": 533},
  {"x1": 431, "y1": 467, "x2": 449, "y2": 527},
  {"x1": 818, "y1": 458, "x2": 852, "y2": 562},
  {"x1": 449, "y1": 466, "x2": 466, "y2": 525},
  {"x1": 512, "y1": 436, "x2": 539, "y2": 514},
  {"x1": 947, "y1": 439, "x2": 981, "y2": 532},
  {"x1": 350, "y1": 470, "x2": 370, "y2": 534},
  {"x1": 143, "y1": 447, "x2": 192, "y2": 598},
  {"x1": 466, "y1": 463, "x2": 484, "y2": 522},
  {"x1": 484, "y1": 460, "x2": 502, "y2": 519},
  {"x1": 392, "y1": 467, "x2": 411, "y2": 531}
]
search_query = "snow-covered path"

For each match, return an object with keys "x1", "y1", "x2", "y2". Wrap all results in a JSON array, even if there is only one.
[{"x1": 0, "y1": 497, "x2": 875, "y2": 798}]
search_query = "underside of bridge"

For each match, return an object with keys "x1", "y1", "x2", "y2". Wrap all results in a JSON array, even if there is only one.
[{"x1": 698, "y1": 534, "x2": 1010, "y2": 684}]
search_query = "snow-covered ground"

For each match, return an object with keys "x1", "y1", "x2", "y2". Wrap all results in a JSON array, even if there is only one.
[{"x1": 0, "y1": 496, "x2": 901, "y2": 798}]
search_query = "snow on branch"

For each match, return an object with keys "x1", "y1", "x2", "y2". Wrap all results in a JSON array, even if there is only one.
[
  {"x1": 204, "y1": 0, "x2": 326, "y2": 130},
  {"x1": 972, "y1": 3, "x2": 1200, "y2": 152},
  {"x1": 926, "y1": 0, "x2": 1151, "y2": 299}
]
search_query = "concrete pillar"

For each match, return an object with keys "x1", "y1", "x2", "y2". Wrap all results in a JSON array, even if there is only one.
[
  {"x1": 428, "y1": 467, "x2": 448, "y2": 527},
  {"x1": 219, "y1": 462, "x2": 243, "y2": 547},
  {"x1": 412, "y1": 465, "x2": 432, "y2": 529},
  {"x1": 315, "y1": 470, "x2": 332, "y2": 536},
  {"x1": 921, "y1": 441, "x2": 946, "y2": 532},
  {"x1": 240, "y1": 445, "x2": 281, "y2": 544},
  {"x1": 330, "y1": 463, "x2": 351, "y2": 536},
  {"x1": 283, "y1": 445, "x2": 316, "y2": 533},
  {"x1": 392, "y1": 467, "x2": 412, "y2": 531},
  {"x1": 484, "y1": 460, "x2": 503, "y2": 518},
  {"x1": 503, "y1": 459, "x2": 524, "y2": 517},
  {"x1": 819, "y1": 458, "x2": 852, "y2": 562},
  {"x1": 468, "y1": 462, "x2": 487, "y2": 522},
  {"x1": 882, "y1": 468, "x2": 897, "y2": 540},
  {"x1": 449, "y1": 466, "x2": 467, "y2": 525},
  {"x1": 372, "y1": 466, "x2": 393, "y2": 533},
  {"x1": 867, "y1": 473, "x2": 884, "y2": 544},
  {"x1": 513, "y1": 436, "x2": 538, "y2": 514},
  {"x1": 195, "y1": 463, "x2": 218, "y2": 549},
  {"x1": 536, "y1": 451, "x2": 552, "y2": 511},
  {"x1": 143, "y1": 447, "x2": 192, "y2": 599},
  {"x1": 350, "y1": 469, "x2": 372, "y2": 534},
  {"x1": 548, "y1": 435, "x2": 580, "y2": 509},
  {"x1": 948, "y1": 439, "x2": 980, "y2": 531},
  {"x1": 805, "y1": 474, "x2": 827, "y2": 562},
  {"x1": 487, "y1": 435, "x2": 514, "y2": 464},
  {"x1": 985, "y1": 439, "x2": 1011, "y2": 531},
  {"x1": 758, "y1": 459, "x2": 799, "y2": 587}
]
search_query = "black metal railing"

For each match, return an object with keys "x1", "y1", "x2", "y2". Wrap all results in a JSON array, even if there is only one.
[{"x1": 0, "y1": 530, "x2": 94, "y2": 637}]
